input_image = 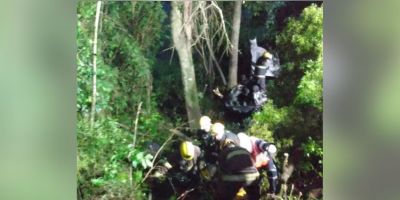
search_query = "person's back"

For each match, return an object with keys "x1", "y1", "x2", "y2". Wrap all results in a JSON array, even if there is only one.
[
  {"x1": 216, "y1": 141, "x2": 261, "y2": 200},
  {"x1": 219, "y1": 143, "x2": 256, "y2": 174}
]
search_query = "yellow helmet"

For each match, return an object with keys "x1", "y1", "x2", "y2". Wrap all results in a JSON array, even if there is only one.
[
  {"x1": 211, "y1": 122, "x2": 225, "y2": 140},
  {"x1": 199, "y1": 116, "x2": 212, "y2": 131},
  {"x1": 263, "y1": 51, "x2": 272, "y2": 59},
  {"x1": 180, "y1": 141, "x2": 195, "y2": 160}
]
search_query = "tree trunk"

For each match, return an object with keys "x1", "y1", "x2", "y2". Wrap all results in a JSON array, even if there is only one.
[
  {"x1": 171, "y1": 1, "x2": 201, "y2": 129},
  {"x1": 90, "y1": 0, "x2": 102, "y2": 128},
  {"x1": 228, "y1": 0, "x2": 242, "y2": 88}
]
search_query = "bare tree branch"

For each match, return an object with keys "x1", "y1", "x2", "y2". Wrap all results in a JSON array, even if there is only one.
[
  {"x1": 135, "y1": 129, "x2": 176, "y2": 189},
  {"x1": 171, "y1": 1, "x2": 231, "y2": 86},
  {"x1": 210, "y1": 1, "x2": 232, "y2": 51},
  {"x1": 90, "y1": 0, "x2": 103, "y2": 128},
  {"x1": 132, "y1": 102, "x2": 142, "y2": 148},
  {"x1": 130, "y1": 0, "x2": 137, "y2": 18},
  {"x1": 205, "y1": 33, "x2": 227, "y2": 85}
]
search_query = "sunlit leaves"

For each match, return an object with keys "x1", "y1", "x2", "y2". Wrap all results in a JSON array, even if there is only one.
[
  {"x1": 302, "y1": 136, "x2": 323, "y2": 158},
  {"x1": 295, "y1": 59, "x2": 323, "y2": 110},
  {"x1": 90, "y1": 178, "x2": 105, "y2": 187},
  {"x1": 129, "y1": 150, "x2": 154, "y2": 169},
  {"x1": 277, "y1": 4, "x2": 322, "y2": 63}
]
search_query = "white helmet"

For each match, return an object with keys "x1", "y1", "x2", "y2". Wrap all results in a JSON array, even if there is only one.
[
  {"x1": 267, "y1": 144, "x2": 277, "y2": 155},
  {"x1": 199, "y1": 116, "x2": 212, "y2": 132},
  {"x1": 211, "y1": 122, "x2": 225, "y2": 140},
  {"x1": 237, "y1": 132, "x2": 252, "y2": 153}
]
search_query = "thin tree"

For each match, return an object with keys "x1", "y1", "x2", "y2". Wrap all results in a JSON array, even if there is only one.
[
  {"x1": 90, "y1": 0, "x2": 102, "y2": 128},
  {"x1": 171, "y1": 1, "x2": 201, "y2": 129},
  {"x1": 228, "y1": 0, "x2": 242, "y2": 88}
]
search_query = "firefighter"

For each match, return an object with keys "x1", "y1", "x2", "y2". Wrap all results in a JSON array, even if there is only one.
[
  {"x1": 197, "y1": 116, "x2": 215, "y2": 150},
  {"x1": 148, "y1": 141, "x2": 202, "y2": 199},
  {"x1": 180, "y1": 140, "x2": 219, "y2": 198},
  {"x1": 254, "y1": 51, "x2": 273, "y2": 91},
  {"x1": 216, "y1": 138, "x2": 261, "y2": 200},
  {"x1": 179, "y1": 141, "x2": 201, "y2": 174},
  {"x1": 210, "y1": 122, "x2": 240, "y2": 148},
  {"x1": 237, "y1": 133, "x2": 280, "y2": 194},
  {"x1": 196, "y1": 116, "x2": 219, "y2": 164}
]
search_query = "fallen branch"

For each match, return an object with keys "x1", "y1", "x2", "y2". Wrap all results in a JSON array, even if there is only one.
[
  {"x1": 151, "y1": 131, "x2": 175, "y2": 167},
  {"x1": 135, "y1": 129, "x2": 177, "y2": 189},
  {"x1": 177, "y1": 188, "x2": 195, "y2": 200},
  {"x1": 212, "y1": 87, "x2": 224, "y2": 99}
]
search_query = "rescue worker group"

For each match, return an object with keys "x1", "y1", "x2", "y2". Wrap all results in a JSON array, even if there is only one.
[
  {"x1": 148, "y1": 39, "x2": 281, "y2": 199},
  {"x1": 149, "y1": 116, "x2": 280, "y2": 200}
]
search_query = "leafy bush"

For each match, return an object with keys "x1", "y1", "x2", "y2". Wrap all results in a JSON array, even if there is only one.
[
  {"x1": 302, "y1": 137, "x2": 323, "y2": 158},
  {"x1": 77, "y1": 112, "x2": 168, "y2": 199},
  {"x1": 77, "y1": 117, "x2": 135, "y2": 198},
  {"x1": 247, "y1": 4, "x2": 323, "y2": 194},
  {"x1": 276, "y1": 4, "x2": 323, "y2": 64},
  {"x1": 77, "y1": 1, "x2": 167, "y2": 118},
  {"x1": 77, "y1": 2, "x2": 169, "y2": 199},
  {"x1": 295, "y1": 58, "x2": 323, "y2": 110},
  {"x1": 248, "y1": 101, "x2": 288, "y2": 142}
]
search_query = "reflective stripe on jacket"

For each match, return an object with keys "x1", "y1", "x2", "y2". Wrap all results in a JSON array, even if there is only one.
[{"x1": 222, "y1": 171, "x2": 260, "y2": 184}]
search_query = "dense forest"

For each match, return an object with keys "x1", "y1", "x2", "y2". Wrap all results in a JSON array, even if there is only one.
[{"x1": 77, "y1": 1, "x2": 322, "y2": 199}]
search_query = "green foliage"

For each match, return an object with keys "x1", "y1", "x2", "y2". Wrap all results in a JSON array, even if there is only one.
[
  {"x1": 242, "y1": 1, "x2": 286, "y2": 43},
  {"x1": 152, "y1": 59, "x2": 186, "y2": 118},
  {"x1": 247, "y1": 4, "x2": 323, "y2": 189},
  {"x1": 299, "y1": 136, "x2": 323, "y2": 178},
  {"x1": 77, "y1": 2, "x2": 120, "y2": 114},
  {"x1": 295, "y1": 58, "x2": 323, "y2": 110},
  {"x1": 102, "y1": 1, "x2": 167, "y2": 56},
  {"x1": 248, "y1": 101, "x2": 288, "y2": 142},
  {"x1": 271, "y1": 4, "x2": 323, "y2": 108},
  {"x1": 138, "y1": 110, "x2": 171, "y2": 145},
  {"x1": 77, "y1": 112, "x2": 169, "y2": 199},
  {"x1": 77, "y1": 1, "x2": 166, "y2": 118},
  {"x1": 240, "y1": 1, "x2": 319, "y2": 49},
  {"x1": 129, "y1": 148, "x2": 153, "y2": 171},
  {"x1": 77, "y1": 117, "x2": 134, "y2": 198},
  {"x1": 76, "y1": 59, "x2": 119, "y2": 114},
  {"x1": 253, "y1": 101, "x2": 288, "y2": 128},
  {"x1": 277, "y1": 4, "x2": 323, "y2": 63},
  {"x1": 302, "y1": 137, "x2": 323, "y2": 159},
  {"x1": 239, "y1": 1, "x2": 285, "y2": 52},
  {"x1": 77, "y1": 2, "x2": 169, "y2": 199},
  {"x1": 77, "y1": 2, "x2": 323, "y2": 198}
]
